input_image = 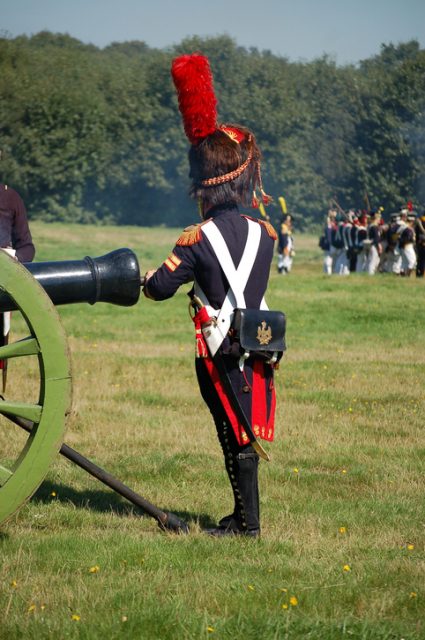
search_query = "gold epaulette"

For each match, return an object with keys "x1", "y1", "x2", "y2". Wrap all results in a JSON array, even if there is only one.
[
  {"x1": 258, "y1": 218, "x2": 278, "y2": 240},
  {"x1": 242, "y1": 214, "x2": 277, "y2": 240},
  {"x1": 176, "y1": 222, "x2": 205, "y2": 246}
]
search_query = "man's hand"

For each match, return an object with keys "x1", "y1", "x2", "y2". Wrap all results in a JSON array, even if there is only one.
[
  {"x1": 143, "y1": 269, "x2": 157, "y2": 299},
  {"x1": 144, "y1": 269, "x2": 157, "y2": 282}
]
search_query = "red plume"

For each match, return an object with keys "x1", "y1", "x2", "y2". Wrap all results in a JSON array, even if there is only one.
[
  {"x1": 407, "y1": 200, "x2": 413, "y2": 211},
  {"x1": 171, "y1": 54, "x2": 218, "y2": 145}
]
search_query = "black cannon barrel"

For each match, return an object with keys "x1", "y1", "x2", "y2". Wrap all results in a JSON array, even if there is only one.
[{"x1": 0, "y1": 248, "x2": 142, "y2": 312}]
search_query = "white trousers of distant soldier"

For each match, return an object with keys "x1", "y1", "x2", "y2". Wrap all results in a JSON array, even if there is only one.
[
  {"x1": 333, "y1": 248, "x2": 350, "y2": 275},
  {"x1": 401, "y1": 244, "x2": 417, "y2": 275}
]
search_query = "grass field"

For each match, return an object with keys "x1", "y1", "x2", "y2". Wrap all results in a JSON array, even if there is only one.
[{"x1": 0, "y1": 221, "x2": 424, "y2": 639}]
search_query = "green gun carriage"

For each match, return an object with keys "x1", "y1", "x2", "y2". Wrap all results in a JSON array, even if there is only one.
[{"x1": 0, "y1": 249, "x2": 187, "y2": 533}]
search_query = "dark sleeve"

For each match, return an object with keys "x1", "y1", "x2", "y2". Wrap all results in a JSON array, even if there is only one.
[
  {"x1": 144, "y1": 243, "x2": 197, "y2": 301},
  {"x1": 278, "y1": 232, "x2": 288, "y2": 252},
  {"x1": 278, "y1": 223, "x2": 288, "y2": 252},
  {"x1": 10, "y1": 190, "x2": 35, "y2": 262}
]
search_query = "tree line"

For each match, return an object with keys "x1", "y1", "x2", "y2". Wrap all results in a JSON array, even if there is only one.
[{"x1": 1, "y1": 31, "x2": 424, "y2": 229}]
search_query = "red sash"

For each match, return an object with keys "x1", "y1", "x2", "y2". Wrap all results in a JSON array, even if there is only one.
[{"x1": 202, "y1": 356, "x2": 276, "y2": 446}]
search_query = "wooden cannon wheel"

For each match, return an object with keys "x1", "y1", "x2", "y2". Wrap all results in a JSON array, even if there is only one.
[{"x1": 0, "y1": 250, "x2": 71, "y2": 525}]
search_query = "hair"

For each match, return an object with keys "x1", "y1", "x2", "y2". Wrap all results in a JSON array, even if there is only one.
[{"x1": 188, "y1": 124, "x2": 261, "y2": 208}]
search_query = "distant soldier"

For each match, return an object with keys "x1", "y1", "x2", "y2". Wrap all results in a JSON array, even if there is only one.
[
  {"x1": 366, "y1": 209, "x2": 383, "y2": 275},
  {"x1": 355, "y1": 213, "x2": 369, "y2": 273},
  {"x1": 332, "y1": 213, "x2": 349, "y2": 275},
  {"x1": 399, "y1": 212, "x2": 417, "y2": 276},
  {"x1": 277, "y1": 214, "x2": 294, "y2": 274},
  {"x1": 379, "y1": 213, "x2": 397, "y2": 273},
  {"x1": 345, "y1": 209, "x2": 358, "y2": 272},
  {"x1": 415, "y1": 209, "x2": 425, "y2": 277},
  {"x1": 320, "y1": 208, "x2": 336, "y2": 275}
]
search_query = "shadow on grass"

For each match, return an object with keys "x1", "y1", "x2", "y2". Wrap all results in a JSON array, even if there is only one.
[{"x1": 31, "y1": 479, "x2": 216, "y2": 529}]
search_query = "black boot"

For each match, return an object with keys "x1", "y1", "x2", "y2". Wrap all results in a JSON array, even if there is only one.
[
  {"x1": 206, "y1": 421, "x2": 260, "y2": 537},
  {"x1": 236, "y1": 450, "x2": 260, "y2": 533}
]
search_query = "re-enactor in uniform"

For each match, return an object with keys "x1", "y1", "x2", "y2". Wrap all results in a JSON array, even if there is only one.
[
  {"x1": 0, "y1": 183, "x2": 35, "y2": 262},
  {"x1": 0, "y1": 181, "x2": 35, "y2": 386},
  {"x1": 143, "y1": 54, "x2": 279, "y2": 537}
]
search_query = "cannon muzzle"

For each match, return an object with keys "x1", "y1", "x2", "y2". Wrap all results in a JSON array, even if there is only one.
[{"x1": 0, "y1": 248, "x2": 141, "y2": 312}]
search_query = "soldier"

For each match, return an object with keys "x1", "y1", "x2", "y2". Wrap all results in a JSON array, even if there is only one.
[
  {"x1": 143, "y1": 54, "x2": 279, "y2": 537},
  {"x1": 0, "y1": 182, "x2": 35, "y2": 262},
  {"x1": 0, "y1": 180, "x2": 36, "y2": 389},
  {"x1": 345, "y1": 209, "x2": 358, "y2": 272},
  {"x1": 320, "y1": 208, "x2": 336, "y2": 275},
  {"x1": 415, "y1": 209, "x2": 425, "y2": 277},
  {"x1": 388, "y1": 210, "x2": 407, "y2": 274},
  {"x1": 366, "y1": 209, "x2": 383, "y2": 275},
  {"x1": 331, "y1": 212, "x2": 349, "y2": 275},
  {"x1": 355, "y1": 213, "x2": 369, "y2": 273},
  {"x1": 277, "y1": 213, "x2": 294, "y2": 274},
  {"x1": 399, "y1": 212, "x2": 417, "y2": 276}
]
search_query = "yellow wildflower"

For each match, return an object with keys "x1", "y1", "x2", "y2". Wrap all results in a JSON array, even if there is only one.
[
  {"x1": 247, "y1": 585, "x2": 255, "y2": 591},
  {"x1": 50, "y1": 491, "x2": 56, "y2": 497},
  {"x1": 10, "y1": 580, "x2": 17, "y2": 588},
  {"x1": 122, "y1": 615, "x2": 128, "y2": 622},
  {"x1": 289, "y1": 596, "x2": 298, "y2": 607},
  {"x1": 339, "y1": 527, "x2": 347, "y2": 534},
  {"x1": 407, "y1": 544, "x2": 414, "y2": 551},
  {"x1": 28, "y1": 604, "x2": 36, "y2": 613},
  {"x1": 409, "y1": 592, "x2": 417, "y2": 599},
  {"x1": 207, "y1": 626, "x2": 215, "y2": 633},
  {"x1": 293, "y1": 468, "x2": 299, "y2": 474},
  {"x1": 71, "y1": 614, "x2": 81, "y2": 621},
  {"x1": 343, "y1": 564, "x2": 351, "y2": 572},
  {"x1": 89, "y1": 565, "x2": 100, "y2": 573}
]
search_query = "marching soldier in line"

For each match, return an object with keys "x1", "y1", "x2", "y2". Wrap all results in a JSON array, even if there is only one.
[
  {"x1": 355, "y1": 213, "x2": 370, "y2": 273},
  {"x1": 144, "y1": 54, "x2": 279, "y2": 537},
  {"x1": 346, "y1": 210, "x2": 359, "y2": 272},
  {"x1": 414, "y1": 209, "x2": 425, "y2": 277},
  {"x1": 380, "y1": 213, "x2": 401, "y2": 275},
  {"x1": 366, "y1": 209, "x2": 383, "y2": 275},
  {"x1": 319, "y1": 208, "x2": 337, "y2": 275},
  {"x1": 331, "y1": 213, "x2": 348, "y2": 275},
  {"x1": 342, "y1": 210, "x2": 358, "y2": 273},
  {"x1": 399, "y1": 212, "x2": 417, "y2": 276}
]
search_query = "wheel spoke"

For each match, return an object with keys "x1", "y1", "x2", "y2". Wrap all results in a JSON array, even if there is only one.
[
  {"x1": 0, "y1": 463, "x2": 13, "y2": 486},
  {"x1": 0, "y1": 401, "x2": 42, "y2": 423},
  {"x1": 0, "y1": 337, "x2": 39, "y2": 360}
]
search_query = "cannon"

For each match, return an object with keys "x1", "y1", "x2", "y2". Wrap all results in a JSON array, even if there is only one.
[{"x1": 0, "y1": 248, "x2": 188, "y2": 533}]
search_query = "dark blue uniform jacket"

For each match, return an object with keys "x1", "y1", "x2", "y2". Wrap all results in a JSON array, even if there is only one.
[{"x1": 145, "y1": 204, "x2": 275, "y2": 309}]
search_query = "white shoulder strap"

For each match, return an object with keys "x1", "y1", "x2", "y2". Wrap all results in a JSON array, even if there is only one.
[
  {"x1": 202, "y1": 219, "x2": 261, "y2": 306},
  {"x1": 197, "y1": 219, "x2": 268, "y2": 349}
]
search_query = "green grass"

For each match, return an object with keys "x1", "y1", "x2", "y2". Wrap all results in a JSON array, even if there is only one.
[{"x1": 0, "y1": 221, "x2": 424, "y2": 639}]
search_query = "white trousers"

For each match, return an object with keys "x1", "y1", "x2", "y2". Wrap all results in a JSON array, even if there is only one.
[
  {"x1": 401, "y1": 244, "x2": 417, "y2": 271},
  {"x1": 366, "y1": 245, "x2": 380, "y2": 275}
]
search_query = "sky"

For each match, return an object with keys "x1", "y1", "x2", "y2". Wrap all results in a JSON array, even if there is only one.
[{"x1": 1, "y1": 0, "x2": 425, "y2": 65}]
